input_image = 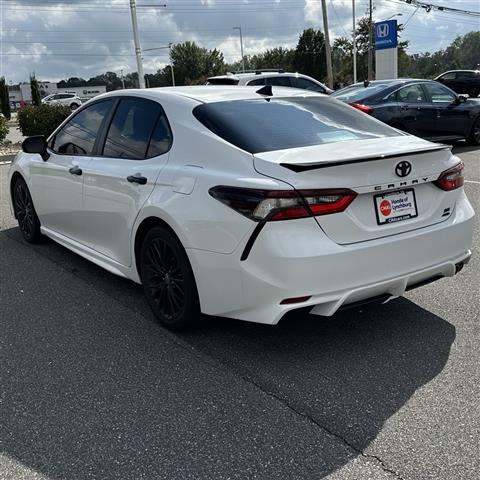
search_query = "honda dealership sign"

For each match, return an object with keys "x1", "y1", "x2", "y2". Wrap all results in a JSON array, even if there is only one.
[{"x1": 375, "y1": 19, "x2": 398, "y2": 79}]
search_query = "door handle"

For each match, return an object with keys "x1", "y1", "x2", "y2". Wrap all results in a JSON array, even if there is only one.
[
  {"x1": 69, "y1": 165, "x2": 82, "y2": 176},
  {"x1": 127, "y1": 174, "x2": 147, "y2": 185}
]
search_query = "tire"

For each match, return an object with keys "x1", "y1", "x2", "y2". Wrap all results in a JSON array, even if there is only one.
[
  {"x1": 12, "y1": 177, "x2": 43, "y2": 243},
  {"x1": 70, "y1": 103, "x2": 79, "y2": 110},
  {"x1": 467, "y1": 116, "x2": 480, "y2": 146},
  {"x1": 140, "y1": 226, "x2": 200, "y2": 331}
]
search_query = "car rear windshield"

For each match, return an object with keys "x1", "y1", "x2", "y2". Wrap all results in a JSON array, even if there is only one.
[
  {"x1": 193, "y1": 97, "x2": 398, "y2": 153},
  {"x1": 332, "y1": 83, "x2": 391, "y2": 102}
]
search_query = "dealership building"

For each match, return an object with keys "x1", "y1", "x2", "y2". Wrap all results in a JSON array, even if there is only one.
[{"x1": 8, "y1": 81, "x2": 106, "y2": 104}]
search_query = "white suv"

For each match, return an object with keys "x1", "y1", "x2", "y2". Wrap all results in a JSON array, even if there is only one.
[
  {"x1": 42, "y1": 93, "x2": 82, "y2": 110},
  {"x1": 207, "y1": 70, "x2": 334, "y2": 94}
]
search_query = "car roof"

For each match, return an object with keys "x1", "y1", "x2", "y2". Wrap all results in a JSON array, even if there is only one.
[
  {"x1": 95, "y1": 85, "x2": 324, "y2": 104},
  {"x1": 439, "y1": 70, "x2": 480, "y2": 73},
  {"x1": 209, "y1": 71, "x2": 311, "y2": 81}
]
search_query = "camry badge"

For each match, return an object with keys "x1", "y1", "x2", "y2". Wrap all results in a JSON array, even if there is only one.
[{"x1": 395, "y1": 161, "x2": 412, "y2": 178}]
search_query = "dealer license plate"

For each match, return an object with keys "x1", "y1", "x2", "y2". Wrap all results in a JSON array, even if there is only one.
[{"x1": 374, "y1": 189, "x2": 418, "y2": 225}]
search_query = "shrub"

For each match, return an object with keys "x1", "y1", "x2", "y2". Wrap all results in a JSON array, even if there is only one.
[
  {"x1": 0, "y1": 114, "x2": 8, "y2": 143},
  {"x1": 17, "y1": 104, "x2": 72, "y2": 137}
]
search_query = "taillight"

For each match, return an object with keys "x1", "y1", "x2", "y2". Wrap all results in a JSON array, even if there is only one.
[
  {"x1": 209, "y1": 186, "x2": 357, "y2": 221},
  {"x1": 434, "y1": 162, "x2": 464, "y2": 191},
  {"x1": 349, "y1": 102, "x2": 374, "y2": 114}
]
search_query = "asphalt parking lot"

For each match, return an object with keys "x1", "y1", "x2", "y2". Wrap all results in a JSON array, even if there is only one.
[{"x1": 0, "y1": 145, "x2": 478, "y2": 480}]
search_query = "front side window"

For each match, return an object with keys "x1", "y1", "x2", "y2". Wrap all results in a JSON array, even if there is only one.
[
  {"x1": 425, "y1": 83, "x2": 456, "y2": 103},
  {"x1": 456, "y1": 71, "x2": 474, "y2": 79},
  {"x1": 53, "y1": 100, "x2": 112, "y2": 155},
  {"x1": 103, "y1": 98, "x2": 162, "y2": 160},
  {"x1": 396, "y1": 84, "x2": 427, "y2": 103},
  {"x1": 193, "y1": 97, "x2": 399, "y2": 154}
]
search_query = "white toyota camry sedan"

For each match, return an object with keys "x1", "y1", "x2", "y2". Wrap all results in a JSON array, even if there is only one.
[{"x1": 9, "y1": 86, "x2": 475, "y2": 330}]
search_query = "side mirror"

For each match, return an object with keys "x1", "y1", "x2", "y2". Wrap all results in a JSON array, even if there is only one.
[
  {"x1": 22, "y1": 135, "x2": 50, "y2": 161},
  {"x1": 455, "y1": 94, "x2": 468, "y2": 104}
]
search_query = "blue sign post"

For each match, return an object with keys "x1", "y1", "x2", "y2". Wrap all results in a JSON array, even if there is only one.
[{"x1": 374, "y1": 20, "x2": 398, "y2": 51}]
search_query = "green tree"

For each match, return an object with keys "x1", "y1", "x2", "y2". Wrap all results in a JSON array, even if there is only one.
[
  {"x1": 294, "y1": 28, "x2": 326, "y2": 81},
  {"x1": 30, "y1": 73, "x2": 42, "y2": 106},
  {"x1": 0, "y1": 77, "x2": 11, "y2": 120},
  {"x1": 170, "y1": 42, "x2": 226, "y2": 85}
]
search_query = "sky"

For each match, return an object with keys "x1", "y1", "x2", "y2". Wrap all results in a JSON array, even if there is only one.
[{"x1": 0, "y1": 0, "x2": 479, "y2": 83}]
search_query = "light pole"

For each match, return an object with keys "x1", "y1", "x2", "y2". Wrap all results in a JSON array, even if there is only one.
[
  {"x1": 120, "y1": 69, "x2": 125, "y2": 89},
  {"x1": 169, "y1": 43, "x2": 175, "y2": 86},
  {"x1": 352, "y1": 0, "x2": 357, "y2": 83},
  {"x1": 233, "y1": 26, "x2": 245, "y2": 72}
]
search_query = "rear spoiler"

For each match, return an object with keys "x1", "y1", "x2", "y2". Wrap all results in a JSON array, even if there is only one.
[{"x1": 280, "y1": 145, "x2": 451, "y2": 172}]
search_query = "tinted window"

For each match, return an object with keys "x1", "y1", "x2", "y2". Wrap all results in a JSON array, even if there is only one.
[
  {"x1": 53, "y1": 100, "x2": 112, "y2": 155},
  {"x1": 440, "y1": 72, "x2": 455, "y2": 80},
  {"x1": 193, "y1": 97, "x2": 398, "y2": 154},
  {"x1": 103, "y1": 98, "x2": 161, "y2": 160},
  {"x1": 396, "y1": 84, "x2": 427, "y2": 103},
  {"x1": 147, "y1": 113, "x2": 173, "y2": 157},
  {"x1": 425, "y1": 83, "x2": 456, "y2": 103},
  {"x1": 332, "y1": 83, "x2": 391, "y2": 102},
  {"x1": 207, "y1": 78, "x2": 239, "y2": 85},
  {"x1": 292, "y1": 77, "x2": 325, "y2": 93},
  {"x1": 266, "y1": 77, "x2": 292, "y2": 87},
  {"x1": 246, "y1": 78, "x2": 266, "y2": 86},
  {"x1": 456, "y1": 71, "x2": 474, "y2": 79}
]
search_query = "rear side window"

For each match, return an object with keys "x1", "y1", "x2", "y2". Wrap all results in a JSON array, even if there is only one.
[
  {"x1": 396, "y1": 84, "x2": 427, "y2": 103},
  {"x1": 147, "y1": 114, "x2": 173, "y2": 157},
  {"x1": 207, "y1": 78, "x2": 239, "y2": 85},
  {"x1": 53, "y1": 100, "x2": 112, "y2": 155},
  {"x1": 247, "y1": 78, "x2": 266, "y2": 86},
  {"x1": 103, "y1": 98, "x2": 161, "y2": 159},
  {"x1": 266, "y1": 77, "x2": 292, "y2": 87},
  {"x1": 193, "y1": 97, "x2": 398, "y2": 154},
  {"x1": 332, "y1": 83, "x2": 391, "y2": 102},
  {"x1": 292, "y1": 77, "x2": 325, "y2": 93}
]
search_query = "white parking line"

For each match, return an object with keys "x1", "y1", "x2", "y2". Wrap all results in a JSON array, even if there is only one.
[
  {"x1": 465, "y1": 180, "x2": 480, "y2": 185},
  {"x1": 0, "y1": 161, "x2": 12, "y2": 165}
]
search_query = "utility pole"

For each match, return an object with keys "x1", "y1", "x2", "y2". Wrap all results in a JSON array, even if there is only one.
[
  {"x1": 320, "y1": 0, "x2": 333, "y2": 89},
  {"x1": 368, "y1": 0, "x2": 373, "y2": 80},
  {"x1": 233, "y1": 27, "x2": 245, "y2": 72},
  {"x1": 129, "y1": 0, "x2": 145, "y2": 88},
  {"x1": 120, "y1": 69, "x2": 125, "y2": 89},
  {"x1": 352, "y1": 0, "x2": 357, "y2": 83},
  {"x1": 169, "y1": 43, "x2": 175, "y2": 86}
]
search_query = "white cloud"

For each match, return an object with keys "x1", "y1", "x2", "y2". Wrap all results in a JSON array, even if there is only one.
[{"x1": 0, "y1": 0, "x2": 477, "y2": 82}]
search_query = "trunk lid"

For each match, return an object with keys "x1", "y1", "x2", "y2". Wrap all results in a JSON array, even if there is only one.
[{"x1": 253, "y1": 136, "x2": 459, "y2": 244}]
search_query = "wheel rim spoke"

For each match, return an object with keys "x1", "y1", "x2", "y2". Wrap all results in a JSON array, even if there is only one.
[
  {"x1": 144, "y1": 237, "x2": 186, "y2": 320},
  {"x1": 15, "y1": 184, "x2": 34, "y2": 238}
]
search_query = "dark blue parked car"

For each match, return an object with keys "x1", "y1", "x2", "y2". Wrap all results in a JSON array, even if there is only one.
[{"x1": 332, "y1": 79, "x2": 480, "y2": 145}]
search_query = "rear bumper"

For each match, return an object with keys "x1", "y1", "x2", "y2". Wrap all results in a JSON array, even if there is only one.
[{"x1": 187, "y1": 193, "x2": 475, "y2": 324}]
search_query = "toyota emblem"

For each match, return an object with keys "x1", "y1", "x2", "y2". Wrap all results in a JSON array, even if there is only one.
[{"x1": 395, "y1": 161, "x2": 412, "y2": 178}]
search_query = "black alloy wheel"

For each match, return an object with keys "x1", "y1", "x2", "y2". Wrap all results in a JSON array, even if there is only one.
[
  {"x1": 13, "y1": 178, "x2": 42, "y2": 243},
  {"x1": 468, "y1": 116, "x2": 480, "y2": 145},
  {"x1": 140, "y1": 226, "x2": 200, "y2": 330}
]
